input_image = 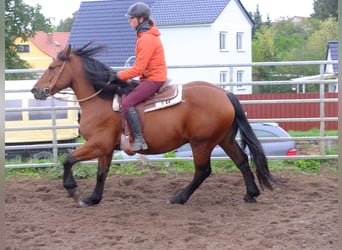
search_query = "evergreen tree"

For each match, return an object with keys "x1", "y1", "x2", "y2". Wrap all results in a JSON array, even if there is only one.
[{"x1": 251, "y1": 4, "x2": 262, "y2": 38}]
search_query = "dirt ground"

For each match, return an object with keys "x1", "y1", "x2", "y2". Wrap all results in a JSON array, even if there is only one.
[{"x1": 5, "y1": 166, "x2": 337, "y2": 250}]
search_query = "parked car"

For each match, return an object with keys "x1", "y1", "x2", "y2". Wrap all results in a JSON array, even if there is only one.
[{"x1": 114, "y1": 123, "x2": 296, "y2": 160}]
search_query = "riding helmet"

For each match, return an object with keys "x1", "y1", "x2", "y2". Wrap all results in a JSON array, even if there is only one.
[{"x1": 126, "y1": 2, "x2": 150, "y2": 19}]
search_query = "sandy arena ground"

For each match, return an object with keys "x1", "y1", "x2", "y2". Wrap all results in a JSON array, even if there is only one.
[{"x1": 5, "y1": 168, "x2": 337, "y2": 250}]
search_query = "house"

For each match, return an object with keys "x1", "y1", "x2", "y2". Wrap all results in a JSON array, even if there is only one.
[
  {"x1": 325, "y1": 40, "x2": 338, "y2": 74},
  {"x1": 69, "y1": 0, "x2": 253, "y2": 93},
  {"x1": 14, "y1": 31, "x2": 69, "y2": 69},
  {"x1": 325, "y1": 40, "x2": 338, "y2": 92},
  {"x1": 292, "y1": 40, "x2": 338, "y2": 93}
]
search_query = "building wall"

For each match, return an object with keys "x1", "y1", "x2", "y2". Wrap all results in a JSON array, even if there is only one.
[
  {"x1": 325, "y1": 51, "x2": 334, "y2": 73},
  {"x1": 159, "y1": 0, "x2": 252, "y2": 94},
  {"x1": 14, "y1": 38, "x2": 53, "y2": 69}
]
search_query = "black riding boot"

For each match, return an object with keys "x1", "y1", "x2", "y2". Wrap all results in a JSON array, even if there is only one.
[{"x1": 125, "y1": 107, "x2": 148, "y2": 151}]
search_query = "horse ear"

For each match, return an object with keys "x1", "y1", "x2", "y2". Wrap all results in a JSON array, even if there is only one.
[{"x1": 62, "y1": 45, "x2": 72, "y2": 56}]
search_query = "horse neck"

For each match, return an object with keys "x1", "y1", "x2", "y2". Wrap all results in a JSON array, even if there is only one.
[
  {"x1": 69, "y1": 80, "x2": 96, "y2": 107},
  {"x1": 68, "y1": 57, "x2": 102, "y2": 108}
]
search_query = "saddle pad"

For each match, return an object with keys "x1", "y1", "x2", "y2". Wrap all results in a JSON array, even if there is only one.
[
  {"x1": 145, "y1": 84, "x2": 183, "y2": 112},
  {"x1": 112, "y1": 85, "x2": 183, "y2": 112}
]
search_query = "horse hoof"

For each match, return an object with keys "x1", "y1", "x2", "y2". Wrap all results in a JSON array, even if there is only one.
[
  {"x1": 79, "y1": 195, "x2": 101, "y2": 207},
  {"x1": 79, "y1": 200, "x2": 90, "y2": 207},
  {"x1": 243, "y1": 194, "x2": 257, "y2": 203},
  {"x1": 167, "y1": 196, "x2": 185, "y2": 205},
  {"x1": 71, "y1": 189, "x2": 81, "y2": 203}
]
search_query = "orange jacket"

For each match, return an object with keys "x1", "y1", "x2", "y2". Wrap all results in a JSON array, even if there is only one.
[{"x1": 118, "y1": 25, "x2": 167, "y2": 82}]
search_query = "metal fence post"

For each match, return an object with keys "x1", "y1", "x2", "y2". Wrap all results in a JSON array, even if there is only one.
[
  {"x1": 51, "y1": 99, "x2": 59, "y2": 165},
  {"x1": 319, "y1": 63, "x2": 325, "y2": 155}
]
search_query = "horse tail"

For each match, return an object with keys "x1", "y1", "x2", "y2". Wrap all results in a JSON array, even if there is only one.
[{"x1": 227, "y1": 92, "x2": 276, "y2": 191}]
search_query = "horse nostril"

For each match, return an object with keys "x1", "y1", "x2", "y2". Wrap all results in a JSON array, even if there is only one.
[{"x1": 31, "y1": 88, "x2": 37, "y2": 94}]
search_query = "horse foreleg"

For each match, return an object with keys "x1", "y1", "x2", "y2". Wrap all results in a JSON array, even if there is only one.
[
  {"x1": 79, "y1": 154, "x2": 113, "y2": 207},
  {"x1": 63, "y1": 153, "x2": 80, "y2": 201},
  {"x1": 168, "y1": 157, "x2": 212, "y2": 205}
]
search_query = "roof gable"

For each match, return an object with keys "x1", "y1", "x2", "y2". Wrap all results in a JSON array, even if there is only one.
[{"x1": 29, "y1": 31, "x2": 69, "y2": 57}]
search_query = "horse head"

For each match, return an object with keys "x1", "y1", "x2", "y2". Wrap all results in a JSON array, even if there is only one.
[
  {"x1": 31, "y1": 45, "x2": 73, "y2": 100},
  {"x1": 31, "y1": 42, "x2": 138, "y2": 100}
]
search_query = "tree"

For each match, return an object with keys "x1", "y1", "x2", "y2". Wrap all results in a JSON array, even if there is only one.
[
  {"x1": 251, "y1": 16, "x2": 338, "y2": 93},
  {"x1": 250, "y1": 4, "x2": 271, "y2": 39},
  {"x1": 5, "y1": 0, "x2": 52, "y2": 71},
  {"x1": 250, "y1": 5, "x2": 262, "y2": 38},
  {"x1": 311, "y1": 0, "x2": 338, "y2": 20},
  {"x1": 55, "y1": 11, "x2": 77, "y2": 32},
  {"x1": 252, "y1": 26, "x2": 277, "y2": 93},
  {"x1": 301, "y1": 17, "x2": 338, "y2": 60}
]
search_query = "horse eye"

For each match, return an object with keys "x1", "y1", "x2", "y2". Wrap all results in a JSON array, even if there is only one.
[{"x1": 48, "y1": 66, "x2": 55, "y2": 71}]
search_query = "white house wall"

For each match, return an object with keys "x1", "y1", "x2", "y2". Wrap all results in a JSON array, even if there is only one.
[
  {"x1": 325, "y1": 51, "x2": 333, "y2": 74},
  {"x1": 158, "y1": 0, "x2": 252, "y2": 94}
]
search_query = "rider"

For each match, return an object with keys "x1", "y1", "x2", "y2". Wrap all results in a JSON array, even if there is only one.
[{"x1": 113, "y1": 2, "x2": 167, "y2": 151}]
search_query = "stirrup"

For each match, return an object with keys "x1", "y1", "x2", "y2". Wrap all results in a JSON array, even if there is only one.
[
  {"x1": 131, "y1": 141, "x2": 148, "y2": 151},
  {"x1": 131, "y1": 137, "x2": 148, "y2": 151}
]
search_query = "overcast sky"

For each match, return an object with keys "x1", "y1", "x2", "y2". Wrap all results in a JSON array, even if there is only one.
[{"x1": 24, "y1": 0, "x2": 314, "y2": 25}]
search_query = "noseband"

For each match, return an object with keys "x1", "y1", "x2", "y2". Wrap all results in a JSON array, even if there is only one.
[{"x1": 43, "y1": 61, "x2": 66, "y2": 97}]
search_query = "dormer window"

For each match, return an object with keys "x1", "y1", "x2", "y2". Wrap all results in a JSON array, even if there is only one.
[{"x1": 18, "y1": 44, "x2": 30, "y2": 53}]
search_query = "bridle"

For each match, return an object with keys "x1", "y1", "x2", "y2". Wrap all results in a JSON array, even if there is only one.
[
  {"x1": 43, "y1": 61, "x2": 66, "y2": 97},
  {"x1": 44, "y1": 60, "x2": 111, "y2": 103}
]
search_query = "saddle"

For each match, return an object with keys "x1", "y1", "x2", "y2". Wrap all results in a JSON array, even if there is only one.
[
  {"x1": 112, "y1": 81, "x2": 183, "y2": 113},
  {"x1": 112, "y1": 81, "x2": 183, "y2": 154}
]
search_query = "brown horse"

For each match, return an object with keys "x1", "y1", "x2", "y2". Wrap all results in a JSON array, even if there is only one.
[{"x1": 31, "y1": 43, "x2": 277, "y2": 207}]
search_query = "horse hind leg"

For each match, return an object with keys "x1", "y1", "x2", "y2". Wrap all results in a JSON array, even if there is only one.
[
  {"x1": 219, "y1": 138, "x2": 260, "y2": 202},
  {"x1": 168, "y1": 150, "x2": 212, "y2": 205}
]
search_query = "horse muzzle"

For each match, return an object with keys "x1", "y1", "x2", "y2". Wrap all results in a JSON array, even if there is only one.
[{"x1": 31, "y1": 87, "x2": 50, "y2": 100}]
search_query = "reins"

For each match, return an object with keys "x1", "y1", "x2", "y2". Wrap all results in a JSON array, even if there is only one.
[
  {"x1": 46, "y1": 52, "x2": 112, "y2": 103},
  {"x1": 51, "y1": 80, "x2": 111, "y2": 103}
]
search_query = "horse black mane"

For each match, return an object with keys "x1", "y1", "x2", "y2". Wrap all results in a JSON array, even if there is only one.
[{"x1": 58, "y1": 42, "x2": 137, "y2": 99}]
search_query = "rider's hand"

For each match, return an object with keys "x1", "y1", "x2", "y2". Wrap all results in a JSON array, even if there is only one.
[{"x1": 109, "y1": 72, "x2": 118, "y2": 83}]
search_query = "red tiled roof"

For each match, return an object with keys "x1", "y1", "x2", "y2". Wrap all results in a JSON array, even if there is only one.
[{"x1": 29, "y1": 31, "x2": 69, "y2": 57}]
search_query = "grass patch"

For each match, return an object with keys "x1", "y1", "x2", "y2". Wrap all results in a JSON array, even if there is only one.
[
  {"x1": 6, "y1": 167, "x2": 49, "y2": 179},
  {"x1": 6, "y1": 158, "x2": 337, "y2": 180},
  {"x1": 288, "y1": 129, "x2": 338, "y2": 137}
]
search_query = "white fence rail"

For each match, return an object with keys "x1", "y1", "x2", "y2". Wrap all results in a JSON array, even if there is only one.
[{"x1": 5, "y1": 60, "x2": 338, "y2": 169}]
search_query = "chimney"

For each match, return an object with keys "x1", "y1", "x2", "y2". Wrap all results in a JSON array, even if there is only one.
[{"x1": 47, "y1": 32, "x2": 53, "y2": 43}]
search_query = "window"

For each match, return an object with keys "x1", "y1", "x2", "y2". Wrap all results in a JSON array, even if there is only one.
[
  {"x1": 253, "y1": 130, "x2": 276, "y2": 138},
  {"x1": 5, "y1": 100, "x2": 23, "y2": 121},
  {"x1": 236, "y1": 70, "x2": 244, "y2": 89},
  {"x1": 236, "y1": 32, "x2": 243, "y2": 51},
  {"x1": 236, "y1": 70, "x2": 244, "y2": 82},
  {"x1": 219, "y1": 31, "x2": 228, "y2": 51},
  {"x1": 220, "y1": 71, "x2": 228, "y2": 83},
  {"x1": 28, "y1": 99, "x2": 68, "y2": 120},
  {"x1": 18, "y1": 44, "x2": 30, "y2": 53}
]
